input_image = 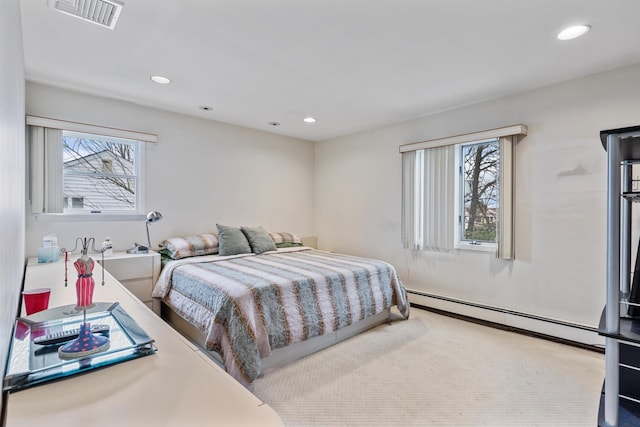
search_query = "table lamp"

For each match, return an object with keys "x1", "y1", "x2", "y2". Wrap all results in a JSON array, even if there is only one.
[
  {"x1": 126, "y1": 211, "x2": 163, "y2": 254},
  {"x1": 145, "y1": 211, "x2": 163, "y2": 249}
]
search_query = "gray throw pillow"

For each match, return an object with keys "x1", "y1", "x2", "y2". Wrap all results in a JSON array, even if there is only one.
[
  {"x1": 217, "y1": 224, "x2": 252, "y2": 256},
  {"x1": 241, "y1": 226, "x2": 277, "y2": 254}
]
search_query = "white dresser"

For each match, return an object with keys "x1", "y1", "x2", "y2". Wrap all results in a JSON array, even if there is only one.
[{"x1": 6, "y1": 258, "x2": 283, "y2": 427}]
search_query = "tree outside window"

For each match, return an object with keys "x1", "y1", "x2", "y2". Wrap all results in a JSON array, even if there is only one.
[{"x1": 460, "y1": 139, "x2": 499, "y2": 242}]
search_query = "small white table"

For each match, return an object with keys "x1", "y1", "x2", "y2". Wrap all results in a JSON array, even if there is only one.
[
  {"x1": 6, "y1": 258, "x2": 283, "y2": 427},
  {"x1": 96, "y1": 250, "x2": 160, "y2": 309}
]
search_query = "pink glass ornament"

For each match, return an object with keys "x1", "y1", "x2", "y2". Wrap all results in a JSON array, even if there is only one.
[{"x1": 74, "y1": 256, "x2": 95, "y2": 310}]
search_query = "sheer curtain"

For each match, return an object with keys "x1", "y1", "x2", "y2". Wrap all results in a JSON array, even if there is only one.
[
  {"x1": 29, "y1": 126, "x2": 64, "y2": 214},
  {"x1": 402, "y1": 145, "x2": 455, "y2": 252}
]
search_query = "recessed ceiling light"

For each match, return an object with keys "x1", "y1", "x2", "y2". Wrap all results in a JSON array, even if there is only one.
[
  {"x1": 557, "y1": 25, "x2": 591, "y2": 41},
  {"x1": 199, "y1": 106, "x2": 213, "y2": 111},
  {"x1": 150, "y1": 75, "x2": 171, "y2": 84},
  {"x1": 268, "y1": 122, "x2": 281, "y2": 126},
  {"x1": 303, "y1": 117, "x2": 317, "y2": 123}
]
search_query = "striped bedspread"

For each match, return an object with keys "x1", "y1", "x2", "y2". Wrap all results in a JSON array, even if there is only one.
[{"x1": 152, "y1": 248, "x2": 409, "y2": 385}]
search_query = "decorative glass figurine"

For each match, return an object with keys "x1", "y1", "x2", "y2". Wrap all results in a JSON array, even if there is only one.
[
  {"x1": 59, "y1": 239, "x2": 110, "y2": 359},
  {"x1": 74, "y1": 256, "x2": 96, "y2": 310}
]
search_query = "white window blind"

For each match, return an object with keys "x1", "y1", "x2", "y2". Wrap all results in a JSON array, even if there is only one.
[
  {"x1": 401, "y1": 145, "x2": 456, "y2": 252},
  {"x1": 29, "y1": 126, "x2": 64, "y2": 214},
  {"x1": 401, "y1": 150, "x2": 420, "y2": 250},
  {"x1": 497, "y1": 135, "x2": 515, "y2": 259}
]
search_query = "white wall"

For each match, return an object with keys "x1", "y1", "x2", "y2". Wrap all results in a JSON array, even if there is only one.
[
  {"x1": 25, "y1": 83, "x2": 315, "y2": 256},
  {"x1": 0, "y1": 0, "x2": 26, "y2": 416},
  {"x1": 315, "y1": 62, "x2": 640, "y2": 343}
]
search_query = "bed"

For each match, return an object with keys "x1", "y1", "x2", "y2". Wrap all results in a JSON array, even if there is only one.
[{"x1": 151, "y1": 228, "x2": 410, "y2": 386}]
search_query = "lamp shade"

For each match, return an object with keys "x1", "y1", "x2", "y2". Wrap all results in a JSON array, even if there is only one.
[{"x1": 146, "y1": 211, "x2": 163, "y2": 223}]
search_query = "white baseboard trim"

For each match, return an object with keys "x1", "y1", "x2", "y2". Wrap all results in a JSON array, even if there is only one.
[{"x1": 407, "y1": 290, "x2": 604, "y2": 348}]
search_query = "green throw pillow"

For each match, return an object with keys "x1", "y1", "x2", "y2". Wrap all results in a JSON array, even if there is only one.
[
  {"x1": 217, "y1": 224, "x2": 252, "y2": 256},
  {"x1": 241, "y1": 226, "x2": 277, "y2": 254}
]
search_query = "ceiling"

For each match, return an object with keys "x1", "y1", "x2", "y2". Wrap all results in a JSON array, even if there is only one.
[{"x1": 19, "y1": 0, "x2": 640, "y2": 142}]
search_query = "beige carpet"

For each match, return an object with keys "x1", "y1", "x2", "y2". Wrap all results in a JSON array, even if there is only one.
[{"x1": 252, "y1": 308, "x2": 604, "y2": 426}]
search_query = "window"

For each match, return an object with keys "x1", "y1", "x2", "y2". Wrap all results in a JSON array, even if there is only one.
[
  {"x1": 27, "y1": 116, "x2": 157, "y2": 217},
  {"x1": 400, "y1": 125, "x2": 526, "y2": 259},
  {"x1": 457, "y1": 139, "x2": 499, "y2": 247},
  {"x1": 62, "y1": 131, "x2": 140, "y2": 213}
]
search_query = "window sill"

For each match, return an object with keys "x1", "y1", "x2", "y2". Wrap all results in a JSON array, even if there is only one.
[
  {"x1": 33, "y1": 213, "x2": 146, "y2": 222},
  {"x1": 455, "y1": 242, "x2": 497, "y2": 253}
]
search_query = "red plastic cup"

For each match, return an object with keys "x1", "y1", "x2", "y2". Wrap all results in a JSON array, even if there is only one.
[{"x1": 22, "y1": 288, "x2": 51, "y2": 315}]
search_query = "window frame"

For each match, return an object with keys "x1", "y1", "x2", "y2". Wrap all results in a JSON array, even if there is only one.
[
  {"x1": 454, "y1": 138, "x2": 499, "y2": 252},
  {"x1": 61, "y1": 130, "x2": 144, "y2": 216}
]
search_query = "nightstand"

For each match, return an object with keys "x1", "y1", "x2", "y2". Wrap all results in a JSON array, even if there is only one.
[{"x1": 97, "y1": 251, "x2": 160, "y2": 309}]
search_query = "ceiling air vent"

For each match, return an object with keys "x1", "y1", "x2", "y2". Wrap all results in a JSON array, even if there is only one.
[{"x1": 49, "y1": 0, "x2": 124, "y2": 30}]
